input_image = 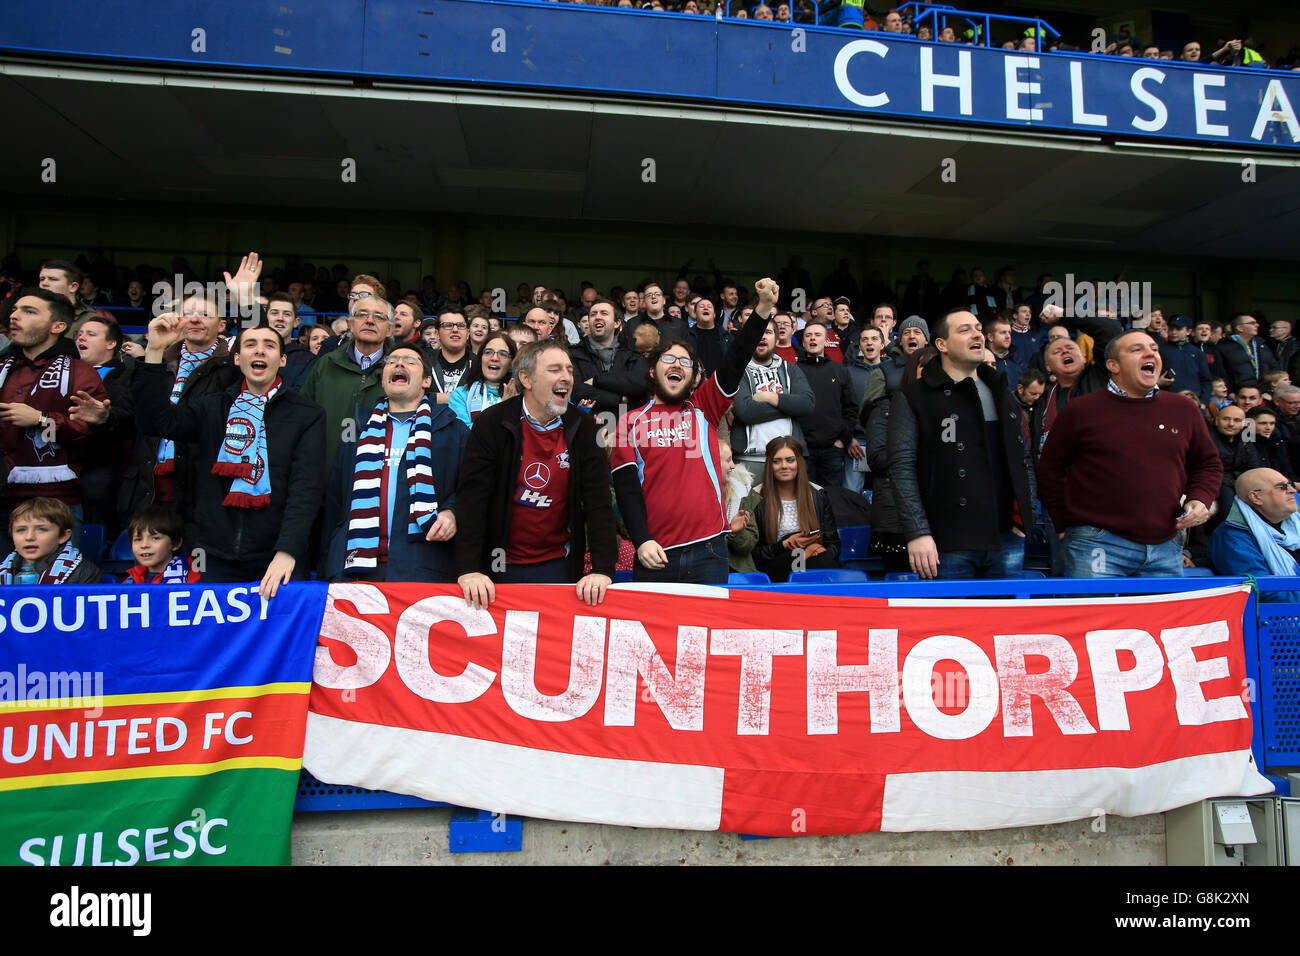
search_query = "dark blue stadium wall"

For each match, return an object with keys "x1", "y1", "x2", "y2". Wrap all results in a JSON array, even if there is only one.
[{"x1": 1, "y1": 0, "x2": 1297, "y2": 150}]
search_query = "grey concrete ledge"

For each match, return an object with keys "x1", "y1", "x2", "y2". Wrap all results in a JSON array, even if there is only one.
[{"x1": 292, "y1": 808, "x2": 1165, "y2": 865}]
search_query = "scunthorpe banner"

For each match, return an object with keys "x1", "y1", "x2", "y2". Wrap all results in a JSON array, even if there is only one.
[
  {"x1": 0, "y1": 583, "x2": 323, "y2": 865},
  {"x1": 305, "y1": 583, "x2": 1272, "y2": 836}
]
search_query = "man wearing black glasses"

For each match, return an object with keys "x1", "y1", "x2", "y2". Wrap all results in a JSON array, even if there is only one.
[
  {"x1": 620, "y1": 282, "x2": 689, "y2": 352},
  {"x1": 430, "y1": 309, "x2": 472, "y2": 402},
  {"x1": 322, "y1": 345, "x2": 466, "y2": 583},
  {"x1": 611, "y1": 277, "x2": 779, "y2": 584}
]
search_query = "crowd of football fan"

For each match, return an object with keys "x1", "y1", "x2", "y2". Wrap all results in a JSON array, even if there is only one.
[
  {"x1": 0, "y1": 250, "x2": 1296, "y2": 599},
  {"x1": 530, "y1": 2, "x2": 1293, "y2": 71}
]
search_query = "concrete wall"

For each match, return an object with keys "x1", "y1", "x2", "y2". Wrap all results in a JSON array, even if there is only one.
[{"x1": 292, "y1": 808, "x2": 1166, "y2": 865}]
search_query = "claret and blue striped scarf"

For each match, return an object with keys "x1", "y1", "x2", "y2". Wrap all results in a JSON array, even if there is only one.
[
  {"x1": 212, "y1": 378, "x2": 281, "y2": 508},
  {"x1": 155, "y1": 344, "x2": 216, "y2": 475},
  {"x1": 344, "y1": 397, "x2": 438, "y2": 571},
  {"x1": 0, "y1": 541, "x2": 84, "y2": 584}
]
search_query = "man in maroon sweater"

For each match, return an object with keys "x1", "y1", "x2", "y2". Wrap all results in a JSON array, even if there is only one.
[
  {"x1": 1038, "y1": 330, "x2": 1222, "y2": 577},
  {"x1": 0, "y1": 290, "x2": 108, "y2": 519}
]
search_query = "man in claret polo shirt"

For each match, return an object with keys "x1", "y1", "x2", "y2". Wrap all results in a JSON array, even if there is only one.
[
  {"x1": 612, "y1": 277, "x2": 779, "y2": 585},
  {"x1": 454, "y1": 340, "x2": 616, "y2": 608}
]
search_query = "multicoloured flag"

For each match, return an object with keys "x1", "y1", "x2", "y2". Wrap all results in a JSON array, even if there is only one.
[{"x1": 1, "y1": 583, "x2": 324, "y2": 865}]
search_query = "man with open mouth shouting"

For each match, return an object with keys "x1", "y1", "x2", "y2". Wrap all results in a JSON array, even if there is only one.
[
  {"x1": 135, "y1": 317, "x2": 326, "y2": 598},
  {"x1": 454, "y1": 339, "x2": 616, "y2": 608},
  {"x1": 322, "y1": 345, "x2": 467, "y2": 583},
  {"x1": 1038, "y1": 329, "x2": 1223, "y2": 578},
  {"x1": 610, "y1": 277, "x2": 779, "y2": 585}
]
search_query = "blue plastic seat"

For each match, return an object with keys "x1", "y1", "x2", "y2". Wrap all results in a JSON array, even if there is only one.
[
  {"x1": 613, "y1": 569, "x2": 634, "y2": 583},
  {"x1": 788, "y1": 569, "x2": 869, "y2": 584},
  {"x1": 885, "y1": 572, "x2": 920, "y2": 582},
  {"x1": 838, "y1": 525, "x2": 884, "y2": 573},
  {"x1": 839, "y1": 525, "x2": 871, "y2": 560},
  {"x1": 728, "y1": 571, "x2": 771, "y2": 585},
  {"x1": 109, "y1": 530, "x2": 133, "y2": 561},
  {"x1": 98, "y1": 530, "x2": 137, "y2": 576},
  {"x1": 1183, "y1": 567, "x2": 1213, "y2": 577},
  {"x1": 78, "y1": 523, "x2": 105, "y2": 562}
]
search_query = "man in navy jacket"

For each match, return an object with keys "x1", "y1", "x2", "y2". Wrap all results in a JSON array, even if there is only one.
[
  {"x1": 1158, "y1": 314, "x2": 1212, "y2": 404},
  {"x1": 322, "y1": 344, "x2": 468, "y2": 582}
]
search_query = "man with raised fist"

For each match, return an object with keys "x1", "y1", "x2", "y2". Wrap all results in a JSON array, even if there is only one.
[
  {"x1": 612, "y1": 277, "x2": 780, "y2": 585},
  {"x1": 134, "y1": 316, "x2": 325, "y2": 597}
]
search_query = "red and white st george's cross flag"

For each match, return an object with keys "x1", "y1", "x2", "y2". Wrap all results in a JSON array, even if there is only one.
[{"x1": 304, "y1": 583, "x2": 1271, "y2": 835}]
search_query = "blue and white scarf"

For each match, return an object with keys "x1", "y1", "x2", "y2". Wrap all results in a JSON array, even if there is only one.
[
  {"x1": 0, "y1": 542, "x2": 83, "y2": 584},
  {"x1": 465, "y1": 381, "x2": 502, "y2": 421},
  {"x1": 125, "y1": 554, "x2": 198, "y2": 584},
  {"x1": 1235, "y1": 496, "x2": 1300, "y2": 576},
  {"x1": 156, "y1": 344, "x2": 216, "y2": 474},
  {"x1": 344, "y1": 397, "x2": 438, "y2": 570},
  {"x1": 212, "y1": 378, "x2": 281, "y2": 509}
]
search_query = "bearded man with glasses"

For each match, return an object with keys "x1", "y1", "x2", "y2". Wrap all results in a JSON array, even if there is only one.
[{"x1": 611, "y1": 277, "x2": 780, "y2": 585}]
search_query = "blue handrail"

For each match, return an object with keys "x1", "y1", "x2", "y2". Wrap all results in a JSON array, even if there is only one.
[{"x1": 897, "y1": 2, "x2": 1058, "y2": 48}]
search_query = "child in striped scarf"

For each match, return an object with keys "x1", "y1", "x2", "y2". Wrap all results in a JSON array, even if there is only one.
[
  {"x1": 124, "y1": 504, "x2": 201, "y2": 584},
  {"x1": 0, "y1": 497, "x2": 101, "y2": 584}
]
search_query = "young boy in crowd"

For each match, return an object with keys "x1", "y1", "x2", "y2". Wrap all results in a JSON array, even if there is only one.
[
  {"x1": 505, "y1": 322, "x2": 537, "y2": 351},
  {"x1": 0, "y1": 497, "x2": 101, "y2": 584},
  {"x1": 1210, "y1": 378, "x2": 1232, "y2": 409},
  {"x1": 123, "y1": 505, "x2": 201, "y2": 583}
]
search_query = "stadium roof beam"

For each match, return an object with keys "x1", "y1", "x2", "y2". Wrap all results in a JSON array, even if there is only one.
[{"x1": 2, "y1": 59, "x2": 1299, "y2": 260}]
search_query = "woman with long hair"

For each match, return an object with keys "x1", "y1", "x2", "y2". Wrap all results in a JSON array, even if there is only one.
[
  {"x1": 305, "y1": 324, "x2": 331, "y2": 356},
  {"x1": 448, "y1": 331, "x2": 517, "y2": 428},
  {"x1": 737, "y1": 435, "x2": 839, "y2": 582},
  {"x1": 466, "y1": 309, "x2": 491, "y2": 354}
]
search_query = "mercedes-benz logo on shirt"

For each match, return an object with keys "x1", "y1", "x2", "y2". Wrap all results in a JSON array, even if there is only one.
[{"x1": 524, "y1": 462, "x2": 551, "y2": 490}]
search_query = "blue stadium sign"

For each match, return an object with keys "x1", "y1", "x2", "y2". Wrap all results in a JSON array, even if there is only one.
[{"x1": 2, "y1": 0, "x2": 1296, "y2": 150}]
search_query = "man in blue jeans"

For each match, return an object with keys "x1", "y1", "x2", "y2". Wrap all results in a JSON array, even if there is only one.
[
  {"x1": 612, "y1": 277, "x2": 780, "y2": 585},
  {"x1": 1038, "y1": 330, "x2": 1222, "y2": 577},
  {"x1": 889, "y1": 309, "x2": 1037, "y2": 579}
]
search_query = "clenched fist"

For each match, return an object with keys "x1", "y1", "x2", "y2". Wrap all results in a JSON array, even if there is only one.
[{"x1": 754, "y1": 277, "x2": 779, "y2": 309}]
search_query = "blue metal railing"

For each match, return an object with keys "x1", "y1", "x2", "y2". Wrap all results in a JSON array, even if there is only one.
[{"x1": 897, "y1": 3, "x2": 1058, "y2": 49}]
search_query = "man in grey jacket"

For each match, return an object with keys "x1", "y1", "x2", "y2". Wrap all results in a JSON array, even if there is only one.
[{"x1": 730, "y1": 315, "x2": 815, "y2": 482}]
